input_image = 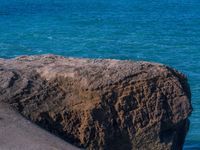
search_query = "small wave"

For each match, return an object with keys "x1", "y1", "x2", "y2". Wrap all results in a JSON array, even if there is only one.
[{"x1": 47, "y1": 36, "x2": 53, "y2": 40}]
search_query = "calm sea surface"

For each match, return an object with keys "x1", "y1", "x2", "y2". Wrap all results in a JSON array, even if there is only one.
[{"x1": 0, "y1": 0, "x2": 199, "y2": 148}]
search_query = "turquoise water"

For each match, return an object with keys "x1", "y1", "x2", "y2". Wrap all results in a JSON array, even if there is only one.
[{"x1": 0, "y1": 0, "x2": 200, "y2": 148}]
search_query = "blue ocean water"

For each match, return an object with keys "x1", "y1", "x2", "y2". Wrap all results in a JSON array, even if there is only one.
[{"x1": 0, "y1": 0, "x2": 199, "y2": 148}]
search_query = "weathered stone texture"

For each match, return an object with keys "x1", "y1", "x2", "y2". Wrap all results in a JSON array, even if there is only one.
[{"x1": 0, "y1": 55, "x2": 192, "y2": 150}]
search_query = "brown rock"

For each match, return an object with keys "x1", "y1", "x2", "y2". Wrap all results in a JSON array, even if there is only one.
[{"x1": 0, "y1": 55, "x2": 192, "y2": 150}]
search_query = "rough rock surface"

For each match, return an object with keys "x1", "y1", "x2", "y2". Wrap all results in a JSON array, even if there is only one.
[{"x1": 0, "y1": 55, "x2": 192, "y2": 150}]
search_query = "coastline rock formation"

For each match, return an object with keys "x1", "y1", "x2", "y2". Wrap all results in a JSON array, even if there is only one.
[{"x1": 0, "y1": 55, "x2": 192, "y2": 150}]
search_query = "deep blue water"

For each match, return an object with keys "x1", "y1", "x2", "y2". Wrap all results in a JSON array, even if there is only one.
[{"x1": 0, "y1": 0, "x2": 200, "y2": 148}]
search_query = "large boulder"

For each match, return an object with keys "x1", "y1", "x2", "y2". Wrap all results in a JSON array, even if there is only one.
[{"x1": 0, "y1": 55, "x2": 192, "y2": 150}]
